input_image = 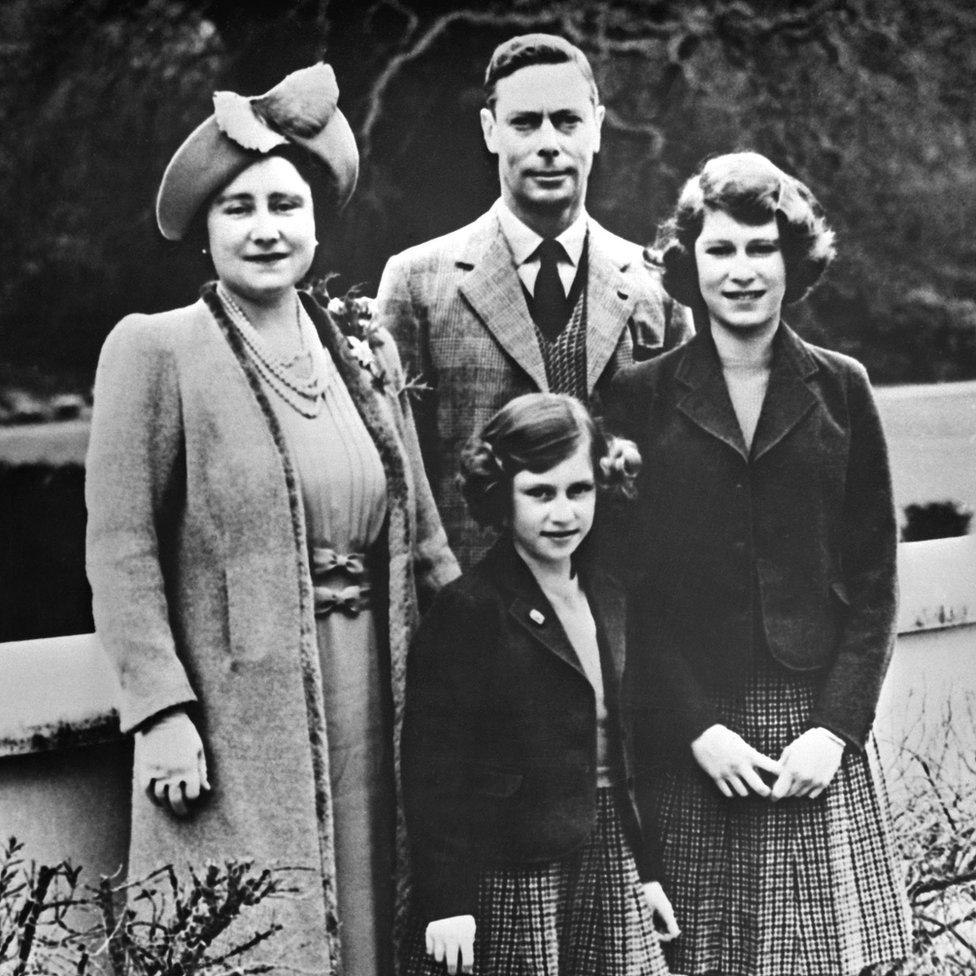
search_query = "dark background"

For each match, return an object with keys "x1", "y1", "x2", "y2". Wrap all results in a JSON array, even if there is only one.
[
  {"x1": 2, "y1": 0, "x2": 975, "y2": 641},
  {"x1": 3, "y1": 0, "x2": 976, "y2": 386}
]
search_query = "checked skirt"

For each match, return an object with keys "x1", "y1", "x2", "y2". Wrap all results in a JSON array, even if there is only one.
[
  {"x1": 647, "y1": 652, "x2": 912, "y2": 976},
  {"x1": 403, "y1": 788, "x2": 670, "y2": 976}
]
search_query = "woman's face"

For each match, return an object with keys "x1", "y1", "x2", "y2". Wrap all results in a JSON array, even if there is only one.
[
  {"x1": 510, "y1": 439, "x2": 596, "y2": 573},
  {"x1": 694, "y1": 207, "x2": 786, "y2": 336},
  {"x1": 206, "y1": 155, "x2": 316, "y2": 305}
]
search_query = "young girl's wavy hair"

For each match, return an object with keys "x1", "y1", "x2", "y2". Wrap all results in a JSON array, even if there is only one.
[{"x1": 459, "y1": 392, "x2": 636, "y2": 532}]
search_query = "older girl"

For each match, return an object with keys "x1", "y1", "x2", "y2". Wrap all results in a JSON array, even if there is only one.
[
  {"x1": 609, "y1": 152, "x2": 911, "y2": 976},
  {"x1": 402, "y1": 392, "x2": 678, "y2": 976}
]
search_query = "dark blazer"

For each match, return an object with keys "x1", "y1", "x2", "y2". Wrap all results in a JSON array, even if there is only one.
[
  {"x1": 402, "y1": 538, "x2": 661, "y2": 922},
  {"x1": 607, "y1": 325, "x2": 898, "y2": 756},
  {"x1": 376, "y1": 209, "x2": 693, "y2": 570}
]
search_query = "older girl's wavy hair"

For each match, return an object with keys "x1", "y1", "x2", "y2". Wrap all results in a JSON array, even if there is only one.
[
  {"x1": 656, "y1": 152, "x2": 836, "y2": 312},
  {"x1": 459, "y1": 392, "x2": 634, "y2": 532}
]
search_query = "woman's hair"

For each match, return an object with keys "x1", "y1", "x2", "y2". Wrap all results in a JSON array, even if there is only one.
[
  {"x1": 459, "y1": 392, "x2": 630, "y2": 532},
  {"x1": 655, "y1": 151, "x2": 836, "y2": 311}
]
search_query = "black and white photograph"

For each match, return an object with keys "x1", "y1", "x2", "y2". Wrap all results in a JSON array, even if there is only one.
[{"x1": 1, "y1": 3, "x2": 974, "y2": 975}]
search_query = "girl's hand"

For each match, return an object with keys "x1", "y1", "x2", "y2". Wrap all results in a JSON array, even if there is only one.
[
  {"x1": 135, "y1": 710, "x2": 210, "y2": 817},
  {"x1": 691, "y1": 724, "x2": 783, "y2": 798},
  {"x1": 642, "y1": 880, "x2": 681, "y2": 941},
  {"x1": 770, "y1": 727, "x2": 844, "y2": 801},
  {"x1": 425, "y1": 915, "x2": 475, "y2": 975}
]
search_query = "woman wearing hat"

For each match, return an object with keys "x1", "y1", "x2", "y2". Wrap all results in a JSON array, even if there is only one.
[
  {"x1": 85, "y1": 64, "x2": 458, "y2": 976},
  {"x1": 608, "y1": 152, "x2": 911, "y2": 975}
]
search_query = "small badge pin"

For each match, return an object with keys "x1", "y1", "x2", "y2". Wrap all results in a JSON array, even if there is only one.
[{"x1": 529, "y1": 608, "x2": 545, "y2": 626}]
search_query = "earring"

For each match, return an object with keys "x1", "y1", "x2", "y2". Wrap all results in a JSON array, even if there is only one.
[{"x1": 201, "y1": 246, "x2": 209, "y2": 256}]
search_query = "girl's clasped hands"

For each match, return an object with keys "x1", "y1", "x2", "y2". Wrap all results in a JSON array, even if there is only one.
[{"x1": 691, "y1": 723, "x2": 844, "y2": 801}]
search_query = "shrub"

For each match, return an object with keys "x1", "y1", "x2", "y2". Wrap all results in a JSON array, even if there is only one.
[
  {"x1": 882, "y1": 699, "x2": 976, "y2": 975},
  {"x1": 902, "y1": 501, "x2": 973, "y2": 542},
  {"x1": 0, "y1": 837, "x2": 293, "y2": 975}
]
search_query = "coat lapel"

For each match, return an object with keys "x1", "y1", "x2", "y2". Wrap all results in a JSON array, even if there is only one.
[
  {"x1": 750, "y1": 324, "x2": 819, "y2": 462},
  {"x1": 585, "y1": 223, "x2": 636, "y2": 394},
  {"x1": 675, "y1": 332, "x2": 749, "y2": 460},
  {"x1": 458, "y1": 215, "x2": 549, "y2": 391},
  {"x1": 486, "y1": 542, "x2": 586, "y2": 678},
  {"x1": 584, "y1": 569, "x2": 626, "y2": 703},
  {"x1": 675, "y1": 326, "x2": 821, "y2": 463}
]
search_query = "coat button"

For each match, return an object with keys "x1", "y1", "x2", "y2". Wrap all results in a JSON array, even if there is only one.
[{"x1": 529, "y1": 608, "x2": 546, "y2": 625}]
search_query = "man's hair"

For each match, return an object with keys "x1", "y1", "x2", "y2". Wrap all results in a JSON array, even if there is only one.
[
  {"x1": 655, "y1": 151, "x2": 837, "y2": 311},
  {"x1": 484, "y1": 33, "x2": 599, "y2": 113}
]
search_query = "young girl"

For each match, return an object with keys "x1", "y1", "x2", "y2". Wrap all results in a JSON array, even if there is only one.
[
  {"x1": 401, "y1": 392, "x2": 678, "y2": 976},
  {"x1": 609, "y1": 152, "x2": 911, "y2": 976}
]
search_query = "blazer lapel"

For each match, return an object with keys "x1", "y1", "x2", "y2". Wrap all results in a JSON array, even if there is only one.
[
  {"x1": 675, "y1": 333, "x2": 749, "y2": 460},
  {"x1": 508, "y1": 594, "x2": 588, "y2": 679},
  {"x1": 750, "y1": 324, "x2": 819, "y2": 462},
  {"x1": 585, "y1": 223, "x2": 635, "y2": 394},
  {"x1": 486, "y1": 542, "x2": 586, "y2": 678},
  {"x1": 584, "y1": 569, "x2": 626, "y2": 704},
  {"x1": 458, "y1": 216, "x2": 549, "y2": 391}
]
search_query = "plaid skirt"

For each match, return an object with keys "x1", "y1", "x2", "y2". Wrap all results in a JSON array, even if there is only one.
[
  {"x1": 403, "y1": 788, "x2": 670, "y2": 976},
  {"x1": 648, "y1": 652, "x2": 912, "y2": 976}
]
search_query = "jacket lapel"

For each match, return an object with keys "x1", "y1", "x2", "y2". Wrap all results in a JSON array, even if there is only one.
[
  {"x1": 584, "y1": 570, "x2": 626, "y2": 703},
  {"x1": 750, "y1": 324, "x2": 819, "y2": 462},
  {"x1": 675, "y1": 332, "x2": 749, "y2": 460},
  {"x1": 457, "y1": 215, "x2": 549, "y2": 391},
  {"x1": 508, "y1": 593, "x2": 588, "y2": 679},
  {"x1": 585, "y1": 222, "x2": 636, "y2": 394},
  {"x1": 486, "y1": 541, "x2": 586, "y2": 678}
]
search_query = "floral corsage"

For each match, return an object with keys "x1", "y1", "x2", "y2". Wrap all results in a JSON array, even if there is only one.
[{"x1": 312, "y1": 280, "x2": 388, "y2": 393}]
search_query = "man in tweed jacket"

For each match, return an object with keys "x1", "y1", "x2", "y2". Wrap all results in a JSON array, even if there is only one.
[{"x1": 376, "y1": 34, "x2": 692, "y2": 569}]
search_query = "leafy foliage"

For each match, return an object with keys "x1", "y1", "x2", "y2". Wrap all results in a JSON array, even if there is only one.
[
  {"x1": 0, "y1": 838, "x2": 292, "y2": 975},
  {"x1": 884, "y1": 700, "x2": 976, "y2": 974}
]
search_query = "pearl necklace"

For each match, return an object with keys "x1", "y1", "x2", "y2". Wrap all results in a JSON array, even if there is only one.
[{"x1": 217, "y1": 284, "x2": 328, "y2": 419}]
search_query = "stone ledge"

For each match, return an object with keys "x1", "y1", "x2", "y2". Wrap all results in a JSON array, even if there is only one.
[{"x1": 1, "y1": 538, "x2": 973, "y2": 758}]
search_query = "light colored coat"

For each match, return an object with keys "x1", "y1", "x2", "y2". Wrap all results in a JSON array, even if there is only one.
[
  {"x1": 85, "y1": 286, "x2": 458, "y2": 973},
  {"x1": 375, "y1": 209, "x2": 693, "y2": 570}
]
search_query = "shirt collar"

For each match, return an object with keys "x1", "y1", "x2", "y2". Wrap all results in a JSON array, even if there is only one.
[{"x1": 493, "y1": 198, "x2": 588, "y2": 267}]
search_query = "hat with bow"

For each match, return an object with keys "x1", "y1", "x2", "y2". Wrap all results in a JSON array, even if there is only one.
[{"x1": 156, "y1": 63, "x2": 358, "y2": 241}]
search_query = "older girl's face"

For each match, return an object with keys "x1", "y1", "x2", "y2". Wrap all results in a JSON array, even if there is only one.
[
  {"x1": 694, "y1": 208, "x2": 786, "y2": 336},
  {"x1": 206, "y1": 155, "x2": 316, "y2": 305},
  {"x1": 510, "y1": 439, "x2": 596, "y2": 573}
]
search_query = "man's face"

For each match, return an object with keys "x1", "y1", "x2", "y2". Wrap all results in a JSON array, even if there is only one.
[{"x1": 481, "y1": 61, "x2": 604, "y2": 228}]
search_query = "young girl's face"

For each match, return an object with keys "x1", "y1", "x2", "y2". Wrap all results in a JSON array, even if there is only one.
[
  {"x1": 510, "y1": 438, "x2": 596, "y2": 571},
  {"x1": 693, "y1": 207, "x2": 785, "y2": 338}
]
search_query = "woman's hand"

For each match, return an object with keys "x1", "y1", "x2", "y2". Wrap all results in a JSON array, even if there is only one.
[
  {"x1": 691, "y1": 724, "x2": 783, "y2": 798},
  {"x1": 425, "y1": 915, "x2": 475, "y2": 975},
  {"x1": 770, "y1": 727, "x2": 844, "y2": 801},
  {"x1": 642, "y1": 880, "x2": 681, "y2": 942},
  {"x1": 135, "y1": 710, "x2": 210, "y2": 817}
]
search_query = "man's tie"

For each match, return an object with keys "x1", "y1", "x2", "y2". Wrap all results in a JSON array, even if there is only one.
[{"x1": 533, "y1": 238, "x2": 568, "y2": 341}]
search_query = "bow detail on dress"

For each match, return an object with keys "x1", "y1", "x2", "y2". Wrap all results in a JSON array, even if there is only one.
[
  {"x1": 310, "y1": 545, "x2": 372, "y2": 617},
  {"x1": 314, "y1": 584, "x2": 371, "y2": 617},
  {"x1": 311, "y1": 546, "x2": 366, "y2": 579}
]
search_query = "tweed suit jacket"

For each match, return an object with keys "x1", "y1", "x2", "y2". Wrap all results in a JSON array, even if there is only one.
[
  {"x1": 402, "y1": 538, "x2": 663, "y2": 921},
  {"x1": 376, "y1": 209, "x2": 693, "y2": 569},
  {"x1": 607, "y1": 325, "x2": 898, "y2": 758},
  {"x1": 85, "y1": 286, "x2": 458, "y2": 974}
]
